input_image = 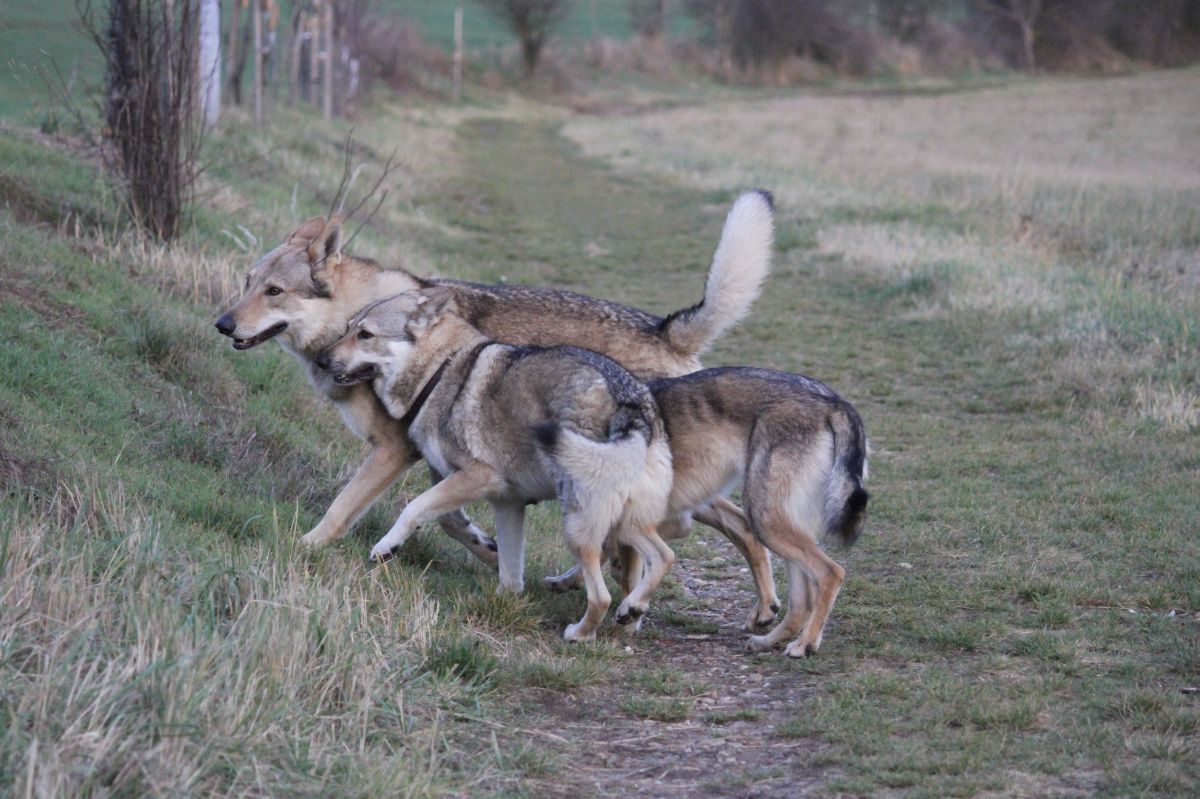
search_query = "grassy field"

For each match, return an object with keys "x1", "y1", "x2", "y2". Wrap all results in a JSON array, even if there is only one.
[{"x1": 1, "y1": 58, "x2": 1198, "y2": 797}]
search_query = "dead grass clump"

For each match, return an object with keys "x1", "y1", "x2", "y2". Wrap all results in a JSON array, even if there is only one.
[
  {"x1": 1133, "y1": 382, "x2": 1200, "y2": 432},
  {"x1": 816, "y1": 222, "x2": 1065, "y2": 315}
]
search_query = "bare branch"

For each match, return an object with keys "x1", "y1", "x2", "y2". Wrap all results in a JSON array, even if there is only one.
[
  {"x1": 325, "y1": 128, "x2": 357, "y2": 223},
  {"x1": 342, "y1": 188, "x2": 390, "y2": 253},
  {"x1": 340, "y1": 147, "x2": 400, "y2": 227}
]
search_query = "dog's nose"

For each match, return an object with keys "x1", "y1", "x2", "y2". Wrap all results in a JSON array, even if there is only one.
[
  {"x1": 214, "y1": 314, "x2": 236, "y2": 336},
  {"x1": 314, "y1": 351, "x2": 332, "y2": 371}
]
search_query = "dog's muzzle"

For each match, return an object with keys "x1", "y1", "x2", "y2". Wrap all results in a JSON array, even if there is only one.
[
  {"x1": 333, "y1": 364, "x2": 377, "y2": 385},
  {"x1": 225, "y1": 321, "x2": 288, "y2": 350}
]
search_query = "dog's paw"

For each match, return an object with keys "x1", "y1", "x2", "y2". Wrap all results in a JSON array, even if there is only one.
[
  {"x1": 300, "y1": 528, "x2": 333, "y2": 549},
  {"x1": 368, "y1": 543, "x2": 401, "y2": 563},
  {"x1": 614, "y1": 602, "x2": 646, "y2": 626},
  {"x1": 742, "y1": 601, "x2": 781, "y2": 632},
  {"x1": 562, "y1": 623, "x2": 595, "y2": 642},
  {"x1": 785, "y1": 639, "x2": 819, "y2": 658},
  {"x1": 543, "y1": 573, "x2": 582, "y2": 594},
  {"x1": 620, "y1": 615, "x2": 645, "y2": 635},
  {"x1": 745, "y1": 634, "x2": 777, "y2": 653}
]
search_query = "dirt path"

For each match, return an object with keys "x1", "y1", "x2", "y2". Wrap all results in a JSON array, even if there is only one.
[
  {"x1": 428, "y1": 116, "x2": 843, "y2": 797},
  {"x1": 520, "y1": 530, "x2": 837, "y2": 797}
]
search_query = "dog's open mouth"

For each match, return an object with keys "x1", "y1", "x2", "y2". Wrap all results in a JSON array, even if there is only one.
[
  {"x1": 232, "y1": 322, "x2": 288, "y2": 350},
  {"x1": 333, "y1": 364, "x2": 377, "y2": 385}
]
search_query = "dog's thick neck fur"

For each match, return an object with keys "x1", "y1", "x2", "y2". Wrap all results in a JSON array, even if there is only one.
[{"x1": 378, "y1": 313, "x2": 489, "y2": 421}]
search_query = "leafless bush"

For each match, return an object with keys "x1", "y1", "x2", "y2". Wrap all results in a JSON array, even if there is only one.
[
  {"x1": 80, "y1": 0, "x2": 204, "y2": 242},
  {"x1": 677, "y1": 0, "x2": 1199, "y2": 81},
  {"x1": 354, "y1": 15, "x2": 450, "y2": 93},
  {"x1": 475, "y1": 0, "x2": 574, "y2": 76},
  {"x1": 734, "y1": 0, "x2": 883, "y2": 75},
  {"x1": 1040, "y1": 0, "x2": 1200, "y2": 69},
  {"x1": 683, "y1": 0, "x2": 883, "y2": 80}
]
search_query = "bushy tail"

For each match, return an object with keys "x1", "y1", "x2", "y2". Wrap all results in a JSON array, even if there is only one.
[
  {"x1": 537, "y1": 411, "x2": 652, "y2": 497},
  {"x1": 824, "y1": 405, "x2": 870, "y2": 547},
  {"x1": 661, "y1": 190, "x2": 775, "y2": 358}
]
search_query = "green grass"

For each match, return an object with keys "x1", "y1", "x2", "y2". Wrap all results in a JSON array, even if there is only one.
[
  {"x1": 0, "y1": 0, "x2": 98, "y2": 119},
  {"x1": 1, "y1": 65, "x2": 1199, "y2": 796},
  {"x1": 381, "y1": 0, "x2": 699, "y2": 50}
]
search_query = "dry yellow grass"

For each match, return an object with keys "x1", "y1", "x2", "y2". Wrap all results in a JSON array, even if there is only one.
[{"x1": 565, "y1": 70, "x2": 1200, "y2": 195}]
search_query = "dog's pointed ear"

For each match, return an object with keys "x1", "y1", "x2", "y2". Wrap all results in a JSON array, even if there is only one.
[
  {"x1": 307, "y1": 216, "x2": 344, "y2": 272},
  {"x1": 406, "y1": 287, "x2": 457, "y2": 336},
  {"x1": 288, "y1": 216, "x2": 328, "y2": 245}
]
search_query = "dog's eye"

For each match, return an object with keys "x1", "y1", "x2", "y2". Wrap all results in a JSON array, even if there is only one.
[
  {"x1": 265, "y1": 286, "x2": 283, "y2": 297},
  {"x1": 357, "y1": 330, "x2": 374, "y2": 340}
]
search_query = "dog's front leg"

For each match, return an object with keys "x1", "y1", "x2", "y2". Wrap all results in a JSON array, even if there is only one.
[
  {"x1": 369, "y1": 465, "x2": 506, "y2": 562},
  {"x1": 302, "y1": 436, "x2": 415, "y2": 548},
  {"x1": 429, "y1": 465, "x2": 500, "y2": 569}
]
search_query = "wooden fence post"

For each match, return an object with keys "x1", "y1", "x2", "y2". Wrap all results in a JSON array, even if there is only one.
[
  {"x1": 322, "y1": 0, "x2": 334, "y2": 120},
  {"x1": 453, "y1": 6, "x2": 463, "y2": 103},
  {"x1": 287, "y1": 4, "x2": 303, "y2": 105},
  {"x1": 252, "y1": 0, "x2": 263, "y2": 124}
]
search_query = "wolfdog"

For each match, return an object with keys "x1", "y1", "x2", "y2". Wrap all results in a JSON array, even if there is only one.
[
  {"x1": 214, "y1": 191, "x2": 780, "y2": 628},
  {"x1": 321, "y1": 289, "x2": 676, "y2": 641},
  {"x1": 649, "y1": 368, "x2": 868, "y2": 656}
]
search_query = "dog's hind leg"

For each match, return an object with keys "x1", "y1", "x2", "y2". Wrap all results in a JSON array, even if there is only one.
[
  {"x1": 303, "y1": 437, "x2": 415, "y2": 548},
  {"x1": 693, "y1": 499, "x2": 781, "y2": 631},
  {"x1": 369, "y1": 465, "x2": 506, "y2": 562},
  {"x1": 743, "y1": 510, "x2": 844, "y2": 657},
  {"x1": 561, "y1": 513, "x2": 611, "y2": 642},
  {"x1": 746, "y1": 533, "x2": 843, "y2": 658},
  {"x1": 615, "y1": 544, "x2": 641, "y2": 599},
  {"x1": 614, "y1": 527, "x2": 676, "y2": 626},
  {"x1": 782, "y1": 538, "x2": 843, "y2": 658},
  {"x1": 429, "y1": 465, "x2": 500, "y2": 569},
  {"x1": 544, "y1": 514, "x2": 685, "y2": 595},
  {"x1": 742, "y1": 436, "x2": 844, "y2": 656},
  {"x1": 492, "y1": 501, "x2": 527, "y2": 593},
  {"x1": 747, "y1": 558, "x2": 813, "y2": 653}
]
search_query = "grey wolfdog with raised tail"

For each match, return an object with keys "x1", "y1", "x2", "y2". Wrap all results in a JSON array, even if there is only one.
[
  {"x1": 214, "y1": 191, "x2": 784, "y2": 631},
  {"x1": 320, "y1": 289, "x2": 676, "y2": 642}
]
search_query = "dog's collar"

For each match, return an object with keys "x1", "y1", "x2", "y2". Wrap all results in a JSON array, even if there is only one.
[{"x1": 400, "y1": 358, "x2": 451, "y2": 427}]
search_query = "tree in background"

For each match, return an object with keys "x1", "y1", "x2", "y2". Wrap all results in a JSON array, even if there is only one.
[
  {"x1": 688, "y1": 0, "x2": 878, "y2": 77},
  {"x1": 198, "y1": 0, "x2": 221, "y2": 129},
  {"x1": 877, "y1": 0, "x2": 954, "y2": 42},
  {"x1": 630, "y1": 0, "x2": 668, "y2": 38},
  {"x1": 683, "y1": 0, "x2": 737, "y2": 73},
  {"x1": 975, "y1": 0, "x2": 1044, "y2": 69},
  {"x1": 82, "y1": 0, "x2": 205, "y2": 241},
  {"x1": 475, "y1": 0, "x2": 574, "y2": 76}
]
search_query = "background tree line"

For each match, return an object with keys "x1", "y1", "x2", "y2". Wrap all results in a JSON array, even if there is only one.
[{"x1": 87, "y1": 0, "x2": 1200, "y2": 241}]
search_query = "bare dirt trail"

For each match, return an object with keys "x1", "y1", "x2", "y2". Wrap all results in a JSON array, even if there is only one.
[
  {"x1": 516, "y1": 530, "x2": 837, "y2": 798},
  {"x1": 433, "y1": 117, "x2": 845, "y2": 796}
]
